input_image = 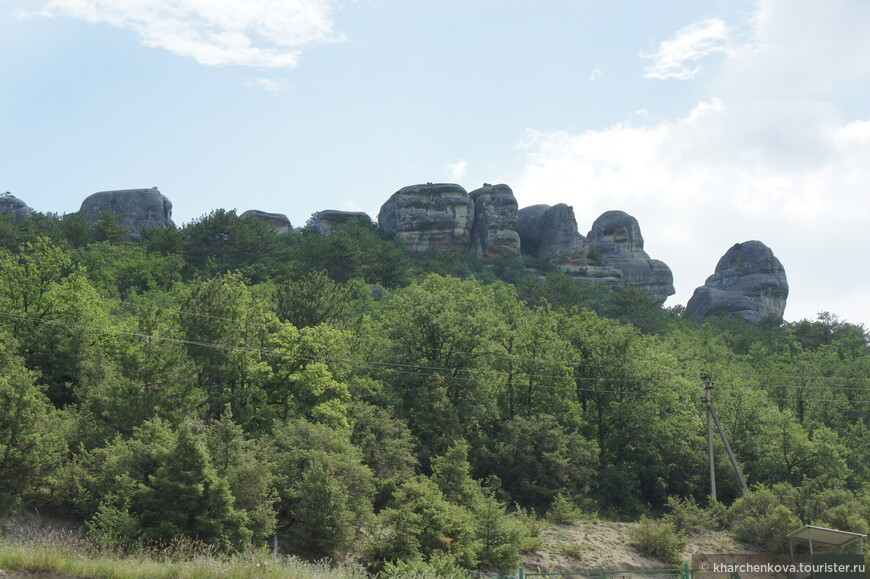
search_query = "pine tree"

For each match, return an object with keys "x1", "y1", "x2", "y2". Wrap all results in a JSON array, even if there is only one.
[{"x1": 139, "y1": 424, "x2": 249, "y2": 550}]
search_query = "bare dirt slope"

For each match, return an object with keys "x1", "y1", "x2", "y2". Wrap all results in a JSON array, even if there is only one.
[{"x1": 523, "y1": 520, "x2": 762, "y2": 573}]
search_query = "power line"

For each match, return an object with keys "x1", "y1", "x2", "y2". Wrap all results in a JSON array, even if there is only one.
[
  {"x1": 2, "y1": 310, "x2": 869, "y2": 406},
  {"x1": 10, "y1": 279, "x2": 870, "y2": 387}
]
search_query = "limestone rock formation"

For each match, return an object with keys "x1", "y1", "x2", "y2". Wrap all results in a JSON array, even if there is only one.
[
  {"x1": 310, "y1": 210, "x2": 372, "y2": 236},
  {"x1": 240, "y1": 210, "x2": 292, "y2": 234},
  {"x1": 516, "y1": 204, "x2": 587, "y2": 270},
  {"x1": 378, "y1": 183, "x2": 474, "y2": 253},
  {"x1": 469, "y1": 184, "x2": 520, "y2": 260},
  {"x1": 587, "y1": 210, "x2": 674, "y2": 303},
  {"x1": 0, "y1": 194, "x2": 32, "y2": 219},
  {"x1": 686, "y1": 240, "x2": 788, "y2": 324},
  {"x1": 80, "y1": 187, "x2": 174, "y2": 240}
]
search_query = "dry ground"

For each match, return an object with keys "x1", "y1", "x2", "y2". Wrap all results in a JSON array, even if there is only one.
[{"x1": 523, "y1": 519, "x2": 763, "y2": 573}]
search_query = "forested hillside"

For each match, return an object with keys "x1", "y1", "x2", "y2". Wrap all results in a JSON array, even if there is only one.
[{"x1": 0, "y1": 210, "x2": 868, "y2": 574}]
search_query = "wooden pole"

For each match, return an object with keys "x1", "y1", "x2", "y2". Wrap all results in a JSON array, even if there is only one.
[{"x1": 702, "y1": 372, "x2": 717, "y2": 502}]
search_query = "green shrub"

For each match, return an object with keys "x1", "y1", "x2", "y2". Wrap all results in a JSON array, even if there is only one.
[
  {"x1": 728, "y1": 486, "x2": 801, "y2": 553},
  {"x1": 586, "y1": 248, "x2": 603, "y2": 267},
  {"x1": 380, "y1": 551, "x2": 466, "y2": 578},
  {"x1": 510, "y1": 506, "x2": 546, "y2": 553},
  {"x1": 557, "y1": 541, "x2": 591, "y2": 561},
  {"x1": 628, "y1": 516, "x2": 687, "y2": 564},
  {"x1": 664, "y1": 496, "x2": 720, "y2": 534},
  {"x1": 547, "y1": 492, "x2": 582, "y2": 525}
]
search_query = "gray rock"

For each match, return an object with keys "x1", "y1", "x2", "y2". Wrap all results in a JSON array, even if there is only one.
[
  {"x1": 686, "y1": 240, "x2": 788, "y2": 324},
  {"x1": 80, "y1": 187, "x2": 174, "y2": 240},
  {"x1": 0, "y1": 194, "x2": 32, "y2": 219},
  {"x1": 517, "y1": 204, "x2": 587, "y2": 270},
  {"x1": 378, "y1": 183, "x2": 474, "y2": 253},
  {"x1": 310, "y1": 210, "x2": 372, "y2": 236},
  {"x1": 587, "y1": 210, "x2": 674, "y2": 302},
  {"x1": 469, "y1": 184, "x2": 520, "y2": 260},
  {"x1": 240, "y1": 210, "x2": 292, "y2": 234}
]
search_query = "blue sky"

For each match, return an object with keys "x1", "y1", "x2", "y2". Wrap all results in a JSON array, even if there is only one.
[{"x1": 3, "y1": 0, "x2": 870, "y2": 326}]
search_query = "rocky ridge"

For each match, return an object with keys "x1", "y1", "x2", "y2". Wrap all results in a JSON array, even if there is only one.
[
  {"x1": 6, "y1": 185, "x2": 788, "y2": 321},
  {"x1": 517, "y1": 204, "x2": 587, "y2": 270},
  {"x1": 587, "y1": 211, "x2": 675, "y2": 303},
  {"x1": 469, "y1": 184, "x2": 521, "y2": 260},
  {"x1": 686, "y1": 241, "x2": 789, "y2": 324},
  {"x1": 79, "y1": 187, "x2": 174, "y2": 241},
  {"x1": 309, "y1": 210, "x2": 373, "y2": 236},
  {"x1": 240, "y1": 210, "x2": 292, "y2": 234},
  {"x1": 378, "y1": 183, "x2": 475, "y2": 253},
  {"x1": 0, "y1": 193, "x2": 32, "y2": 220}
]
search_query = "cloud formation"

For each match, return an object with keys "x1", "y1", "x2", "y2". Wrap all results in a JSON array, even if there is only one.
[
  {"x1": 512, "y1": 0, "x2": 870, "y2": 323},
  {"x1": 252, "y1": 78, "x2": 289, "y2": 95},
  {"x1": 447, "y1": 158, "x2": 468, "y2": 182},
  {"x1": 41, "y1": 0, "x2": 343, "y2": 68},
  {"x1": 641, "y1": 18, "x2": 730, "y2": 80}
]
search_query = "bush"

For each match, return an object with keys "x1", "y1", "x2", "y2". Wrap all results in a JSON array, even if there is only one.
[
  {"x1": 664, "y1": 496, "x2": 720, "y2": 534},
  {"x1": 728, "y1": 486, "x2": 801, "y2": 553},
  {"x1": 380, "y1": 551, "x2": 466, "y2": 578},
  {"x1": 628, "y1": 516, "x2": 687, "y2": 564},
  {"x1": 547, "y1": 493, "x2": 582, "y2": 525}
]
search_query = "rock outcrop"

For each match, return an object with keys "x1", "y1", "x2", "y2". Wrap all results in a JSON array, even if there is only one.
[
  {"x1": 516, "y1": 204, "x2": 587, "y2": 269},
  {"x1": 310, "y1": 210, "x2": 372, "y2": 236},
  {"x1": 0, "y1": 194, "x2": 32, "y2": 220},
  {"x1": 378, "y1": 183, "x2": 474, "y2": 253},
  {"x1": 469, "y1": 184, "x2": 520, "y2": 260},
  {"x1": 587, "y1": 210, "x2": 674, "y2": 303},
  {"x1": 80, "y1": 187, "x2": 174, "y2": 240},
  {"x1": 240, "y1": 210, "x2": 292, "y2": 234},
  {"x1": 686, "y1": 240, "x2": 788, "y2": 324}
]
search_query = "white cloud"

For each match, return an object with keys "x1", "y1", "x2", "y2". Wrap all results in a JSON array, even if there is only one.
[
  {"x1": 512, "y1": 99, "x2": 870, "y2": 323},
  {"x1": 251, "y1": 77, "x2": 288, "y2": 95},
  {"x1": 40, "y1": 0, "x2": 344, "y2": 68},
  {"x1": 641, "y1": 18, "x2": 730, "y2": 80},
  {"x1": 446, "y1": 158, "x2": 468, "y2": 182},
  {"x1": 589, "y1": 68, "x2": 602, "y2": 82},
  {"x1": 510, "y1": 0, "x2": 870, "y2": 325},
  {"x1": 340, "y1": 199, "x2": 364, "y2": 212}
]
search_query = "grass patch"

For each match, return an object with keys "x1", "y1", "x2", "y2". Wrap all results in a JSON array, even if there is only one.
[
  {"x1": 0, "y1": 535, "x2": 367, "y2": 579},
  {"x1": 556, "y1": 541, "x2": 593, "y2": 561}
]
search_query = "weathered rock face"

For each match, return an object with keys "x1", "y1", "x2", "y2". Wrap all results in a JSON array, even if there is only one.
[
  {"x1": 240, "y1": 210, "x2": 292, "y2": 234},
  {"x1": 517, "y1": 204, "x2": 587, "y2": 269},
  {"x1": 378, "y1": 183, "x2": 474, "y2": 253},
  {"x1": 686, "y1": 240, "x2": 788, "y2": 324},
  {"x1": 80, "y1": 187, "x2": 174, "y2": 240},
  {"x1": 587, "y1": 210, "x2": 675, "y2": 302},
  {"x1": 469, "y1": 184, "x2": 520, "y2": 260},
  {"x1": 0, "y1": 194, "x2": 32, "y2": 219},
  {"x1": 310, "y1": 210, "x2": 372, "y2": 236}
]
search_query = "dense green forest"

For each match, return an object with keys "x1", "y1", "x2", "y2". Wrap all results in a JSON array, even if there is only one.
[{"x1": 0, "y1": 209, "x2": 868, "y2": 574}]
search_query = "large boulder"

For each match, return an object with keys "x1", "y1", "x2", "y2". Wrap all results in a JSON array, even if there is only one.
[
  {"x1": 80, "y1": 187, "x2": 174, "y2": 240},
  {"x1": 378, "y1": 183, "x2": 474, "y2": 253},
  {"x1": 469, "y1": 184, "x2": 520, "y2": 260},
  {"x1": 0, "y1": 194, "x2": 32, "y2": 219},
  {"x1": 516, "y1": 204, "x2": 587, "y2": 269},
  {"x1": 686, "y1": 240, "x2": 788, "y2": 324},
  {"x1": 310, "y1": 210, "x2": 372, "y2": 236},
  {"x1": 240, "y1": 210, "x2": 292, "y2": 234},
  {"x1": 587, "y1": 210, "x2": 674, "y2": 302}
]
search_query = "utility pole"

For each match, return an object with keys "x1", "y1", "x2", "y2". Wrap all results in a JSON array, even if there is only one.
[
  {"x1": 701, "y1": 372, "x2": 749, "y2": 502},
  {"x1": 702, "y1": 372, "x2": 717, "y2": 502}
]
